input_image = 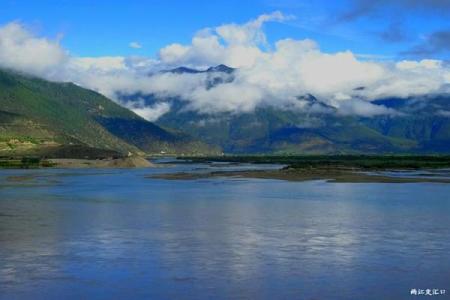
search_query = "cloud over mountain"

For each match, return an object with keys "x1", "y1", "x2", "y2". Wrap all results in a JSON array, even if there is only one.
[
  {"x1": 0, "y1": 22, "x2": 68, "y2": 78},
  {"x1": 0, "y1": 14, "x2": 449, "y2": 120}
]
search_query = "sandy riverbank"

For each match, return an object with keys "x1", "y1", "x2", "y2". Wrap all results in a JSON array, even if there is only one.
[
  {"x1": 49, "y1": 156, "x2": 153, "y2": 168},
  {"x1": 149, "y1": 167, "x2": 450, "y2": 183}
]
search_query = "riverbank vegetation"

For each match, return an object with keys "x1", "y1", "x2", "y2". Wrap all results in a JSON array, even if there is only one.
[{"x1": 183, "y1": 155, "x2": 450, "y2": 170}]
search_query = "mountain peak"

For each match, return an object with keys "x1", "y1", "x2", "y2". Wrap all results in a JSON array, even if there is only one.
[
  {"x1": 206, "y1": 64, "x2": 235, "y2": 73},
  {"x1": 164, "y1": 64, "x2": 235, "y2": 75},
  {"x1": 166, "y1": 66, "x2": 203, "y2": 74},
  {"x1": 297, "y1": 94, "x2": 318, "y2": 102}
]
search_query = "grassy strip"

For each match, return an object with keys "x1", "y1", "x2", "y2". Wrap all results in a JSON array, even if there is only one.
[
  {"x1": 0, "y1": 157, "x2": 55, "y2": 169},
  {"x1": 182, "y1": 155, "x2": 450, "y2": 170}
]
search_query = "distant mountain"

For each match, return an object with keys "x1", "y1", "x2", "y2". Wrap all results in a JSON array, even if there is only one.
[
  {"x1": 126, "y1": 65, "x2": 450, "y2": 154},
  {"x1": 206, "y1": 64, "x2": 235, "y2": 74},
  {"x1": 164, "y1": 66, "x2": 204, "y2": 74},
  {"x1": 0, "y1": 68, "x2": 218, "y2": 157},
  {"x1": 362, "y1": 96, "x2": 450, "y2": 153},
  {"x1": 164, "y1": 64, "x2": 235, "y2": 74},
  {"x1": 153, "y1": 104, "x2": 416, "y2": 154},
  {"x1": 4, "y1": 64, "x2": 447, "y2": 157}
]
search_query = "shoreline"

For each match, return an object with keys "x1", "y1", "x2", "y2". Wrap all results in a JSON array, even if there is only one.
[
  {"x1": 48, "y1": 157, "x2": 153, "y2": 168},
  {"x1": 0, "y1": 156, "x2": 153, "y2": 169},
  {"x1": 149, "y1": 168, "x2": 450, "y2": 183}
]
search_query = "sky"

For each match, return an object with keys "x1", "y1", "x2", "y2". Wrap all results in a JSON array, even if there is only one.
[
  {"x1": 0, "y1": 0, "x2": 449, "y2": 120},
  {"x1": 1, "y1": 0, "x2": 449, "y2": 59}
]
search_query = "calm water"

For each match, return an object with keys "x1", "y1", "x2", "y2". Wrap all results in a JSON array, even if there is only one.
[{"x1": 1, "y1": 162, "x2": 449, "y2": 299}]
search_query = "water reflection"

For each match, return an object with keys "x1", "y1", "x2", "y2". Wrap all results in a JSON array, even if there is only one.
[{"x1": 0, "y1": 166, "x2": 450, "y2": 299}]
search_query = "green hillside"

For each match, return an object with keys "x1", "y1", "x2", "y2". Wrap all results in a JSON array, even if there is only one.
[
  {"x1": 0, "y1": 69, "x2": 217, "y2": 157},
  {"x1": 134, "y1": 91, "x2": 450, "y2": 155},
  {"x1": 2, "y1": 66, "x2": 449, "y2": 157},
  {"x1": 155, "y1": 106, "x2": 418, "y2": 154}
]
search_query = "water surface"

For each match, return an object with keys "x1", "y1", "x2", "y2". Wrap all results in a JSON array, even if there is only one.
[{"x1": 1, "y1": 162, "x2": 449, "y2": 299}]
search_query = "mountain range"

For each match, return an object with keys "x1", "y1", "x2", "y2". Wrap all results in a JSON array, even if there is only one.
[
  {"x1": 129, "y1": 65, "x2": 450, "y2": 154},
  {"x1": 1, "y1": 65, "x2": 450, "y2": 158}
]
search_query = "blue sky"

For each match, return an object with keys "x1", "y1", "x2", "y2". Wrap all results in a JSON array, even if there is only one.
[{"x1": 1, "y1": 0, "x2": 449, "y2": 60}]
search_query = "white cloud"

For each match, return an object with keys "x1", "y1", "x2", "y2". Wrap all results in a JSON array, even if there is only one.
[
  {"x1": 189, "y1": 81, "x2": 265, "y2": 113},
  {"x1": 396, "y1": 59, "x2": 442, "y2": 70},
  {"x1": 157, "y1": 11, "x2": 288, "y2": 68},
  {"x1": 129, "y1": 41, "x2": 142, "y2": 49},
  {"x1": 215, "y1": 11, "x2": 290, "y2": 47},
  {"x1": 335, "y1": 98, "x2": 397, "y2": 116},
  {"x1": 70, "y1": 56, "x2": 127, "y2": 72},
  {"x1": 0, "y1": 17, "x2": 449, "y2": 120},
  {"x1": 364, "y1": 59, "x2": 449, "y2": 99},
  {"x1": 0, "y1": 22, "x2": 68, "y2": 78},
  {"x1": 159, "y1": 43, "x2": 190, "y2": 64},
  {"x1": 124, "y1": 100, "x2": 171, "y2": 121}
]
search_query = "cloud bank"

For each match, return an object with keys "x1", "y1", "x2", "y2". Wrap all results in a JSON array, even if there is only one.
[{"x1": 0, "y1": 14, "x2": 449, "y2": 120}]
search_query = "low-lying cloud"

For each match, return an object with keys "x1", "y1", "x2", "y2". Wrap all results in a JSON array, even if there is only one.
[
  {"x1": 123, "y1": 100, "x2": 171, "y2": 121},
  {"x1": 0, "y1": 14, "x2": 449, "y2": 120}
]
